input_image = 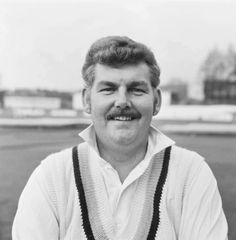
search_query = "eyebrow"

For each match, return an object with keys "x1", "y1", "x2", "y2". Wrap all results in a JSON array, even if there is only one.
[
  {"x1": 128, "y1": 81, "x2": 149, "y2": 88},
  {"x1": 97, "y1": 81, "x2": 117, "y2": 87},
  {"x1": 97, "y1": 80, "x2": 149, "y2": 88}
]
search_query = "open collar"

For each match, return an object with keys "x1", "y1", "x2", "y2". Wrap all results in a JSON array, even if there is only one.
[{"x1": 78, "y1": 124, "x2": 175, "y2": 158}]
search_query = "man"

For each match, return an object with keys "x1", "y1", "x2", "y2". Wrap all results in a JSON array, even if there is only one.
[{"x1": 12, "y1": 36, "x2": 228, "y2": 239}]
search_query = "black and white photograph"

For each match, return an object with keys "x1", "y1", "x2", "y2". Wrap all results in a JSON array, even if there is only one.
[{"x1": 0, "y1": 0, "x2": 235, "y2": 239}]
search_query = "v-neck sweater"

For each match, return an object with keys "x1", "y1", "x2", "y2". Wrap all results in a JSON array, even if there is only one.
[
  {"x1": 72, "y1": 143, "x2": 171, "y2": 240},
  {"x1": 12, "y1": 131, "x2": 228, "y2": 239},
  {"x1": 77, "y1": 124, "x2": 175, "y2": 237}
]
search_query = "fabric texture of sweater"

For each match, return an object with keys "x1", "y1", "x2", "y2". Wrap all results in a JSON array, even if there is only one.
[{"x1": 12, "y1": 129, "x2": 228, "y2": 240}]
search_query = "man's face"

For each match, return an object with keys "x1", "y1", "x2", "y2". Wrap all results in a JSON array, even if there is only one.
[{"x1": 83, "y1": 62, "x2": 161, "y2": 149}]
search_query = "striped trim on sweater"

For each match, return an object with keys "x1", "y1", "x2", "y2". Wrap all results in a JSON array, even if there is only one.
[{"x1": 72, "y1": 144, "x2": 171, "y2": 240}]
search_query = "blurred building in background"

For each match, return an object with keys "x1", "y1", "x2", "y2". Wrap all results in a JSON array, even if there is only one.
[
  {"x1": 161, "y1": 79, "x2": 188, "y2": 105},
  {"x1": 204, "y1": 80, "x2": 236, "y2": 104},
  {"x1": 0, "y1": 89, "x2": 79, "y2": 118},
  {"x1": 0, "y1": 91, "x2": 4, "y2": 108},
  {"x1": 2, "y1": 89, "x2": 73, "y2": 110},
  {"x1": 201, "y1": 46, "x2": 236, "y2": 104}
]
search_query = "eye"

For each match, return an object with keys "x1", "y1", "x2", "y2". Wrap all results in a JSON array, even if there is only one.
[
  {"x1": 99, "y1": 87, "x2": 115, "y2": 94},
  {"x1": 130, "y1": 88, "x2": 146, "y2": 95}
]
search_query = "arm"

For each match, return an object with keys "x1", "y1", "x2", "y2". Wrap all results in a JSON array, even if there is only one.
[
  {"x1": 12, "y1": 166, "x2": 59, "y2": 240},
  {"x1": 179, "y1": 161, "x2": 228, "y2": 240}
]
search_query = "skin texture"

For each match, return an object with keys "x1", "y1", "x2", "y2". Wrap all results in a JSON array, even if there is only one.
[{"x1": 83, "y1": 62, "x2": 161, "y2": 181}]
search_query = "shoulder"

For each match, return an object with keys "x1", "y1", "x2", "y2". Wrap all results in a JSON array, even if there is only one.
[
  {"x1": 30, "y1": 147, "x2": 75, "y2": 197},
  {"x1": 37, "y1": 143, "x2": 88, "y2": 189},
  {"x1": 39, "y1": 142, "x2": 88, "y2": 182},
  {"x1": 169, "y1": 145, "x2": 205, "y2": 174},
  {"x1": 40, "y1": 147, "x2": 74, "y2": 176},
  {"x1": 167, "y1": 145, "x2": 215, "y2": 197}
]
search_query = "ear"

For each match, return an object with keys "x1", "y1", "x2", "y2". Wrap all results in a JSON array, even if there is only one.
[
  {"x1": 153, "y1": 88, "x2": 162, "y2": 116},
  {"x1": 82, "y1": 88, "x2": 91, "y2": 114}
]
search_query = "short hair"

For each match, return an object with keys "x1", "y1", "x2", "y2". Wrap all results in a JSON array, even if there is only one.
[{"x1": 82, "y1": 36, "x2": 160, "y2": 88}]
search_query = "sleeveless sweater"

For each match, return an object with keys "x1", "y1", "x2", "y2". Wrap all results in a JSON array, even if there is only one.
[
  {"x1": 72, "y1": 143, "x2": 171, "y2": 240},
  {"x1": 12, "y1": 142, "x2": 228, "y2": 239}
]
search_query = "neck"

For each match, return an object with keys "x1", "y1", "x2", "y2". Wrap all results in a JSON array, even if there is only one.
[{"x1": 97, "y1": 139, "x2": 148, "y2": 183}]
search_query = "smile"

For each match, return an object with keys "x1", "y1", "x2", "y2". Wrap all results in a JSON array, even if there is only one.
[
  {"x1": 113, "y1": 116, "x2": 132, "y2": 121},
  {"x1": 106, "y1": 110, "x2": 141, "y2": 121}
]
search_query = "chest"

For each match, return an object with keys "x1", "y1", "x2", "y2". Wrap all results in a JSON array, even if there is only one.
[{"x1": 59, "y1": 145, "x2": 180, "y2": 239}]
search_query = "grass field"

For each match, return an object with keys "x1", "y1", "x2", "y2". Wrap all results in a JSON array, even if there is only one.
[{"x1": 0, "y1": 125, "x2": 235, "y2": 240}]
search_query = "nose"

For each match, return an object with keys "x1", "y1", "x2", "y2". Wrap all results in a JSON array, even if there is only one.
[{"x1": 114, "y1": 88, "x2": 131, "y2": 109}]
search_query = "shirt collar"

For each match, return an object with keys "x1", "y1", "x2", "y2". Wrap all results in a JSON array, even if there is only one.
[{"x1": 79, "y1": 123, "x2": 175, "y2": 158}]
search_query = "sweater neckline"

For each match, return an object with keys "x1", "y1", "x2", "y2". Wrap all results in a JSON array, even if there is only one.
[{"x1": 72, "y1": 143, "x2": 171, "y2": 240}]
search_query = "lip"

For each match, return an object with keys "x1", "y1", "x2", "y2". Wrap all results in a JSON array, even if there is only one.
[
  {"x1": 106, "y1": 109, "x2": 141, "y2": 120},
  {"x1": 107, "y1": 114, "x2": 140, "y2": 121},
  {"x1": 111, "y1": 116, "x2": 133, "y2": 121}
]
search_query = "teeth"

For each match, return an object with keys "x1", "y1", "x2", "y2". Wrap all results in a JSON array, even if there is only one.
[{"x1": 114, "y1": 116, "x2": 132, "y2": 121}]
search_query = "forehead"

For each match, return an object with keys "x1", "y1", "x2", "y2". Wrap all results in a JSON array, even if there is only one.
[{"x1": 93, "y1": 62, "x2": 151, "y2": 86}]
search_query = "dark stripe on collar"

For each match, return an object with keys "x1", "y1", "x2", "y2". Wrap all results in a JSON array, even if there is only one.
[
  {"x1": 147, "y1": 146, "x2": 172, "y2": 240},
  {"x1": 72, "y1": 146, "x2": 95, "y2": 240}
]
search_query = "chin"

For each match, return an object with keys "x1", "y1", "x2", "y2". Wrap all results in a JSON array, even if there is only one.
[{"x1": 111, "y1": 132, "x2": 137, "y2": 146}]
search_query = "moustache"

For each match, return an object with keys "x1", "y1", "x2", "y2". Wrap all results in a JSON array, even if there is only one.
[{"x1": 106, "y1": 108, "x2": 141, "y2": 120}]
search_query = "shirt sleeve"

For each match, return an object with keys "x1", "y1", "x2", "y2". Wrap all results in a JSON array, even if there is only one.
[
  {"x1": 12, "y1": 165, "x2": 59, "y2": 240},
  {"x1": 178, "y1": 160, "x2": 228, "y2": 240}
]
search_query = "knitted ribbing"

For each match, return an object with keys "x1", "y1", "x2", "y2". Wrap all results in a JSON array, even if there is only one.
[
  {"x1": 78, "y1": 144, "x2": 114, "y2": 239},
  {"x1": 147, "y1": 146, "x2": 171, "y2": 240},
  {"x1": 132, "y1": 149, "x2": 166, "y2": 240},
  {"x1": 72, "y1": 144, "x2": 171, "y2": 240},
  {"x1": 72, "y1": 146, "x2": 95, "y2": 239}
]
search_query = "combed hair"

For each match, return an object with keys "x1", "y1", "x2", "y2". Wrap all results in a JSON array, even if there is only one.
[{"x1": 82, "y1": 36, "x2": 160, "y2": 88}]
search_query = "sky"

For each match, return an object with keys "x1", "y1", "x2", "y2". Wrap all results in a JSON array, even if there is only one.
[{"x1": 0, "y1": 0, "x2": 236, "y2": 93}]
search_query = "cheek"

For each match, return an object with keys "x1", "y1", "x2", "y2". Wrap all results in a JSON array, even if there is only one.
[
  {"x1": 90, "y1": 100, "x2": 110, "y2": 120},
  {"x1": 134, "y1": 98, "x2": 154, "y2": 115}
]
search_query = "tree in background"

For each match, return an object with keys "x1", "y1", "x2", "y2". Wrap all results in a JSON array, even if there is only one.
[
  {"x1": 201, "y1": 45, "x2": 236, "y2": 104},
  {"x1": 226, "y1": 46, "x2": 236, "y2": 81},
  {"x1": 201, "y1": 46, "x2": 236, "y2": 81}
]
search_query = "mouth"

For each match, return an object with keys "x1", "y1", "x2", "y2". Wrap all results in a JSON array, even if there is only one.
[
  {"x1": 106, "y1": 108, "x2": 141, "y2": 121},
  {"x1": 111, "y1": 116, "x2": 133, "y2": 121},
  {"x1": 107, "y1": 113, "x2": 141, "y2": 121}
]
